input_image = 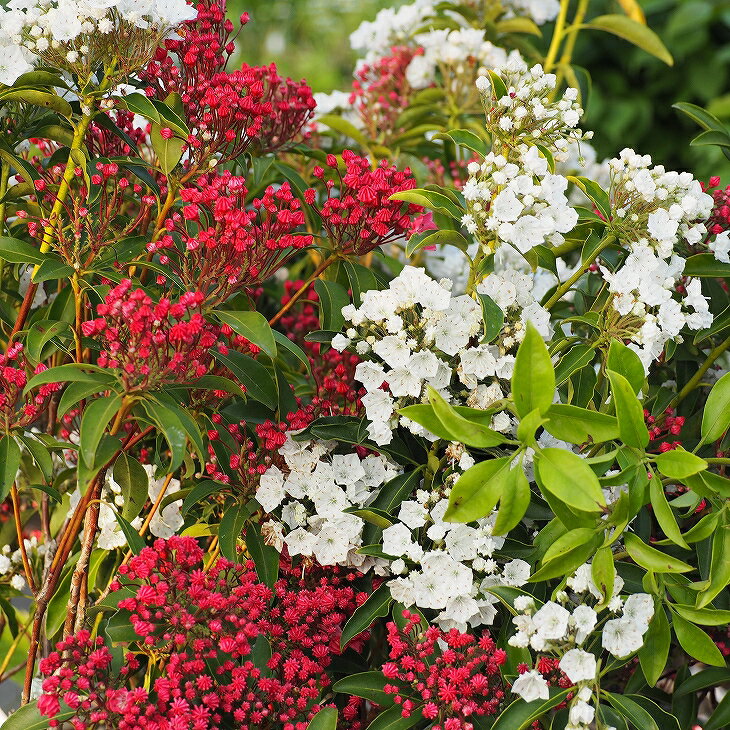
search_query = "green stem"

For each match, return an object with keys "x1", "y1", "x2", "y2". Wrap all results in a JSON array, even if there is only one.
[
  {"x1": 544, "y1": 234, "x2": 616, "y2": 311},
  {"x1": 670, "y1": 334, "x2": 730, "y2": 409},
  {"x1": 0, "y1": 157, "x2": 9, "y2": 236},
  {"x1": 555, "y1": 0, "x2": 590, "y2": 86},
  {"x1": 543, "y1": 0, "x2": 571, "y2": 72}
]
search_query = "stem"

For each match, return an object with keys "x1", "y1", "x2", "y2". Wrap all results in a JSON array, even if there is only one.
[
  {"x1": 10, "y1": 484, "x2": 37, "y2": 595},
  {"x1": 670, "y1": 335, "x2": 730, "y2": 409},
  {"x1": 0, "y1": 157, "x2": 10, "y2": 236},
  {"x1": 543, "y1": 0, "x2": 571, "y2": 72},
  {"x1": 268, "y1": 254, "x2": 338, "y2": 326},
  {"x1": 544, "y1": 235, "x2": 615, "y2": 311},
  {"x1": 554, "y1": 0, "x2": 589, "y2": 88}
]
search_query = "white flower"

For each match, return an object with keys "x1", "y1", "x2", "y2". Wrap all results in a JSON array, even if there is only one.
[
  {"x1": 602, "y1": 617, "x2": 645, "y2": 657},
  {"x1": 559, "y1": 649, "x2": 597, "y2": 683},
  {"x1": 331, "y1": 333, "x2": 351, "y2": 352},
  {"x1": 398, "y1": 501, "x2": 429, "y2": 529},
  {"x1": 502, "y1": 559, "x2": 530, "y2": 586},
  {"x1": 569, "y1": 699, "x2": 595, "y2": 726},
  {"x1": 284, "y1": 527, "x2": 316, "y2": 557},
  {"x1": 373, "y1": 335, "x2": 412, "y2": 368},
  {"x1": 532, "y1": 601, "x2": 570, "y2": 641},
  {"x1": 0, "y1": 555, "x2": 11, "y2": 575},
  {"x1": 10, "y1": 574, "x2": 25, "y2": 591},
  {"x1": 511, "y1": 670, "x2": 550, "y2": 702},
  {"x1": 622, "y1": 593, "x2": 654, "y2": 630},
  {"x1": 709, "y1": 230, "x2": 730, "y2": 263},
  {"x1": 257, "y1": 466, "x2": 286, "y2": 513},
  {"x1": 571, "y1": 605, "x2": 597, "y2": 644}
]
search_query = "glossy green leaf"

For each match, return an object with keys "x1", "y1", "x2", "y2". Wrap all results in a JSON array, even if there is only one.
[
  {"x1": 150, "y1": 122, "x2": 184, "y2": 174},
  {"x1": 591, "y1": 545, "x2": 616, "y2": 603},
  {"x1": 581, "y1": 14, "x2": 673, "y2": 65},
  {"x1": 389, "y1": 188, "x2": 463, "y2": 220},
  {"x1": 511, "y1": 322, "x2": 555, "y2": 418},
  {"x1": 0, "y1": 434, "x2": 21, "y2": 502},
  {"x1": 113, "y1": 453, "x2": 149, "y2": 521},
  {"x1": 672, "y1": 613, "x2": 726, "y2": 666},
  {"x1": 639, "y1": 604, "x2": 670, "y2": 686},
  {"x1": 492, "y1": 459, "x2": 531, "y2": 535},
  {"x1": 544, "y1": 404, "x2": 619, "y2": 444},
  {"x1": 213, "y1": 350, "x2": 278, "y2": 410},
  {"x1": 364, "y1": 704, "x2": 423, "y2": 730},
  {"x1": 219, "y1": 500, "x2": 251, "y2": 562},
  {"x1": 490, "y1": 690, "x2": 572, "y2": 730},
  {"x1": 445, "y1": 456, "x2": 513, "y2": 523},
  {"x1": 605, "y1": 692, "x2": 659, "y2": 730},
  {"x1": 140, "y1": 400, "x2": 188, "y2": 471},
  {"x1": 696, "y1": 515, "x2": 730, "y2": 608},
  {"x1": 566, "y1": 176, "x2": 611, "y2": 219},
  {"x1": 705, "y1": 692, "x2": 730, "y2": 730},
  {"x1": 314, "y1": 278, "x2": 349, "y2": 332},
  {"x1": 607, "y1": 339, "x2": 645, "y2": 395},
  {"x1": 31, "y1": 258, "x2": 74, "y2": 282},
  {"x1": 701, "y1": 372, "x2": 730, "y2": 443},
  {"x1": 24, "y1": 363, "x2": 116, "y2": 394},
  {"x1": 0, "y1": 236, "x2": 46, "y2": 265},
  {"x1": 478, "y1": 293, "x2": 504, "y2": 344},
  {"x1": 333, "y1": 671, "x2": 396, "y2": 706},
  {"x1": 212, "y1": 310, "x2": 277, "y2": 358},
  {"x1": 245, "y1": 521, "x2": 279, "y2": 588},
  {"x1": 534, "y1": 448, "x2": 606, "y2": 512},
  {"x1": 405, "y1": 228, "x2": 470, "y2": 258},
  {"x1": 683, "y1": 253, "x2": 730, "y2": 277},
  {"x1": 654, "y1": 449, "x2": 708, "y2": 480},
  {"x1": 607, "y1": 370, "x2": 649, "y2": 448},
  {"x1": 432, "y1": 128, "x2": 489, "y2": 156},
  {"x1": 114, "y1": 511, "x2": 145, "y2": 554},
  {"x1": 79, "y1": 394, "x2": 123, "y2": 467},
  {"x1": 531, "y1": 529, "x2": 602, "y2": 582},
  {"x1": 340, "y1": 584, "x2": 393, "y2": 650},
  {"x1": 0, "y1": 700, "x2": 74, "y2": 730},
  {"x1": 623, "y1": 532, "x2": 693, "y2": 573},
  {"x1": 307, "y1": 708, "x2": 338, "y2": 730},
  {"x1": 649, "y1": 473, "x2": 689, "y2": 549},
  {"x1": 554, "y1": 344, "x2": 595, "y2": 386}
]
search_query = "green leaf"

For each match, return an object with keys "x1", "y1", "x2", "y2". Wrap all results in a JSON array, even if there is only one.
[
  {"x1": 531, "y1": 529, "x2": 602, "y2": 582},
  {"x1": 314, "y1": 278, "x2": 349, "y2": 332},
  {"x1": 496, "y1": 16, "x2": 542, "y2": 35},
  {"x1": 114, "y1": 511, "x2": 145, "y2": 554},
  {"x1": 649, "y1": 472, "x2": 689, "y2": 550},
  {"x1": 113, "y1": 453, "x2": 149, "y2": 521},
  {"x1": 623, "y1": 532, "x2": 693, "y2": 573},
  {"x1": 140, "y1": 400, "x2": 187, "y2": 471},
  {"x1": 534, "y1": 448, "x2": 606, "y2": 512},
  {"x1": 654, "y1": 449, "x2": 708, "y2": 480},
  {"x1": 79, "y1": 394, "x2": 123, "y2": 467},
  {"x1": 369, "y1": 468, "x2": 425, "y2": 515},
  {"x1": 486, "y1": 69, "x2": 508, "y2": 99},
  {"x1": 245, "y1": 521, "x2": 279, "y2": 588},
  {"x1": 397, "y1": 403, "x2": 500, "y2": 443},
  {"x1": 315, "y1": 114, "x2": 369, "y2": 148},
  {"x1": 213, "y1": 350, "x2": 278, "y2": 410},
  {"x1": 116, "y1": 92, "x2": 189, "y2": 136},
  {"x1": 581, "y1": 14, "x2": 673, "y2": 65},
  {"x1": 696, "y1": 516, "x2": 730, "y2": 609},
  {"x1": 58, "y1": 380, "x2": 109, "y2": 418},
  {"x1": 182, "y1": 480, "x2": 226, "y2": 515},
  {"x1": 702, "y1": 372, "x2": 730, "y2": 443},
  {"x1": 219, "y1": 500, "x2": 251, "y2": 562},
  {"x1": 607, "y1": 339, "x2": 645, "y2": 395},
  {"x1": 31, "y1": 258, "x2": 74, "y2": 282},
  {"x1": 307, "y1": 708, "x2": 338, "y2": 730},
  {"x1": 364, "y1": 705, "x2": 424, "y2": 730},
  {"x1": 426, "y1": 386, "x2": 506, "y2": 448},
  {"x1": 333, "y1": 671, "x2": 396, "y2": 706},
  {"x1": 639, "y1": 604, "x2": 670, "y2": 686},
  {"x1": 544, "y1": 404, "x2": 619, "y2": 444},
  {"x1": 672, "y1": 613, "x2": 726, "y2": 666},
  {"x1": 674, "y1": 605, "x2": 730, "y2": 626},
  {"x1": 690, "y1": 129, "x2": 730, "y2": 149},
  {"x1": 566, "y1": 176, "x2": 611, "y2": 219},
  {"x1": 492, "y1": 461, "x2": 531, "y2": 535},
  {"x1": 478, "y1": 293, "x2": 504, "y2": 344},
  {"x1": 0, "y1": 434, "x2": 21, "y2": 502},
  {"x1": 605, "y1": 692, "x2": 659, "y2": 730},
  {"x1": 511, "y1": 322, "x2": 555, "y2": 418},
  {"x1": 675, "y1": 667, "x2": 730, "y2": 696},
  {"x1": 490, "y1": 690, "x2": 572, "y2": 730},
  {"x1": 0, "y1": 700, "x2": 74, "y2": 730},
  {"x1": 673, "y1": 102, "x2": 727, "y2": 132},
  {"x1": 212, "y1": 310, "x2": 277, "y2": 358},
  {"x1": 16, "y1": 432, "x2": 54, "y2": 481},
  {"x1": 0, "y1": 88, "x2": 73, "y2": 116},
  {"x1": 406, "y1": 228, "x2": 470, "y2": 258},
  {"x1": 389, "y1": 188, "x2": 463, "y2": 220},
  {"x1": 554, "y1": 344, "x2": 595, "y2": 386},
  {"x1": 340, "y1": 584, "x2": 393, "y2": 650},
  {"x1": 445, "y1": 456, "x2": 514, "y2": 522},
  {"x1": 24, "y1": 363, "x2": 116, "y2": 394},
  {"x1": 607, "y1": 370, "x2": 649, "y2": 448},
  {"x1": 272, "y1": 330, "x2": 311, "y2": 375},
  {"x1": 0, "y1": 236, "x2": 46, "y2": 265},
  {"x1": 26, "y1": 320, "x2": 71, "y2": 363},
  {"x1": 591, "y1": 545, "x2": 616, "y2": 603},
  {"x1": 683, "y1": 253, "x2": 730, "y2": 278},
  {"x1": 432, "y1": 129, "x2": 489, "y2": 156},
  {"x1": 150, "y1": 122, "x2": 184, "y2": 174}
]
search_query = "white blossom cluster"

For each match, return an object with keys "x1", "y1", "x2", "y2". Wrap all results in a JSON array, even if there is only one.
[
  {"x1": 384, "y1": 488, "x2": 531, "y2": 630},
  {"x1": 509, "y1": 582, "x2": 654, "y2": 729},
  {"x1": 600, "y1": 244, "x2": 713, "y2": 372},
  {"x1": 709, "y1": 230, "x2": 730, "y2": 263},
  {"x1": 0, "y1": 537, "x2": 47, "y2": 592},
  {"x1": 256, "y1": 435, "x2": 401, "y2": 568},
  {"x1": 0, "y1": 0, "x2": 196, "y2": 85},
  {"x1": 67, "y1": 465, "x2": 183, "y2": 550},
  {"x1": 608, "y1": 148, "x2": 713, "y2": 258},
  {"x1": 462, "y1": 146, "x2": 579, "y2": 254},
  {"x1": 475, "y1": 57, "x2": 591, "y2": 153},
  {"x1": 502, "y1": 0, "x2": 560, "y2": 25},
  {"x1": 555, "y1": 139, "x2": 612, "y2": 207},
  {"x1": 332, "y1": 266, "x2": 515, "y2": 445},
  {"x1": 405, "y1": 28, "x2": 508, "y2": 89}
]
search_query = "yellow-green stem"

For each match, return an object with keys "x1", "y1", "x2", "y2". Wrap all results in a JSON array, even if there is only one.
[
  {"x1": 670, "y1": 334, "x2": 730, "y2": 409},
  {"x1": 543, "y1": 0, "x2": 571, "y2": 72}
]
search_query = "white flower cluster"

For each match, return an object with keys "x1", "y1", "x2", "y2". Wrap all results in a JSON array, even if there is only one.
[
  {"x1": 462, "y1": 146, "x2": 578, "y2": 254},
  {"x1": 0, "y1": 0, "x2": 195, "y2": 84},
  {"x1": 502, "y1": 0, "x2": 561, "y2": 25},
  {"x1": 608, "y1": 148, "x2": 713, "y2": 258},
  {"x1": 601, "y1": 244, "x2": 713, "y2": 372},
  {"x1": 349, "y1": 0, "x2": 437, "y2": 62},
  {"x1": 67, "y1": 465, "x2": 183, "y2": 550},
  {"x1": 475, "y1": 57, "x2": 590, "y2": 153},
  {"x1": 332, "y1": 266, "x2": 515, "y2": 445},
  {"x1": 256, "y1": 435, "x2": 401, "y2": 568},
  {"x1": 0, "y1": 537, "x2": 47, "y2": 592},
  {"x1": 555, "y1": 139, "x2": 612, "y2": 207},
  {"x1": 384, "y1": 491, "x2": 531, "y2": 630},
  {"x1": 406, "y1": 28, "x2": 508, "y2": 89},
  {"x1": 709, "y1": 230, "x2": 730, "y2": 263}
]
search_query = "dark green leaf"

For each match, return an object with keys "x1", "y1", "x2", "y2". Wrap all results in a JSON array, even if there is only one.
[
  {"x1": 639, "y1": 604, "x2": 670, "y2": 686},
  {"x1": 340, "y1": 584, "x2": 393, "y2": 650},
  {"x1": 0, "y1": 434, "x2": 21, "y2": 502},
  {"x1": 672, "y1": 613, "x2": 725, "y2": 666},
  {"x1": 212, "y1": 310, "x2": 277, "y2": 358},
  {"x1": 307, "y1": 708, "x2": 338, "y2": 730},
  {"x1": 245, "y1": 521, "x2": 279, "y2": 588},
  {"x1": 607, "y1": 370, "x2": 649, "y2": 448},
  {"x1": 113, "y1": 453, "x2": 149, "y2": 521},
  {"x1": 80, "y1": 394, "x2": 123, "y2": 467},
  {"x1": 213, "y1": 350, "x2": 278, "y2": 410},
  {"x1": 314, "y1": 278, "x2": 349, "y2": 332}
]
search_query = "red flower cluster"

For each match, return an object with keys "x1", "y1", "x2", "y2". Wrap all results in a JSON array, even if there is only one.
[
  {"x1": 0, "y1": 343, "x2": 61, "y2": 430},
  {"x1": 150, "y1": 171, "x2": 312, "y2": 303},
  {"x1": 82, "y1": 280, "x2": 220, "y2": 391},
  {"x1": 349, "y1": 46, "x2": 417, "y2": 139},
  {"x1": 308, "y1": 150, "x2": 421, "y2": 256},
  {"x1": 142, "y1": 0, "x2": 315, "y2": 164},
  {"x1": 702, "y1": 176, "x2": 730, "y2": 236},
  {"x1": 279, "y1": 280, "x2": 364, "y2": 418},
  {"x1": 381, "y1": 611, "x2": 506, "y2": 729},
  {"x1": 644, "y1": 407, "x2": 685, "y2": 453},
  {"x1": 38, "y1": 537, "x2": 367, "y2": 730}
]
